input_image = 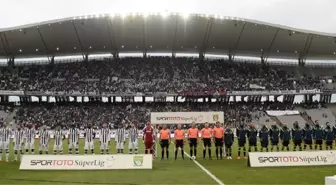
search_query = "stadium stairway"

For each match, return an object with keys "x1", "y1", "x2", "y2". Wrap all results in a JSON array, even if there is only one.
[
  {"x1": 267, "y1": 115, "x2": 283, "y2": 127},
  {"x1": 4, "y1": 109, "x2": 16, "y2": 125},
  {"x1": 295, "y1": 106, "x2": 314, "y2": 126},
  {"x1": 276, "y1": 115, "x2": 306, "y2": 129}
]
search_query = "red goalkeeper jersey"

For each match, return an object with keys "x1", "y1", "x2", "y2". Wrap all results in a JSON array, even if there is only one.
[{"x1": 143, "y1": 126, "x2": 155, "y2": 142}]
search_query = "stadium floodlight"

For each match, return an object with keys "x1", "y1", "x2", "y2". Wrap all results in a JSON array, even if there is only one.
[
  {"x1": 89, "y1": 46, "x2": 92, "y2": 49},
  {"x1": 73, "y1": 17, "x2": 76, "y2": 20},
  {"x1": 74, "y1": 47, "x2": 77, "y2": 50},
  {"x1": 121, "y1": 45, "x2": 124, "y2": 48},
  {"x1": 84, "y1": 15, "x2": 88, "y2": 19},
  {"x1": 19, "y1": 29, "x2": 22, "y2": 32},
  {"x1": 90, "y1": 15, "x2": 94, "y2": 18},
  {"x1": 19, "y1": 49, "x2": 22, "y2": 52},
  {"x1": 56, "y1": 47, "x2": 60, "y2": 51},
  {"x1": 150, "y1": 45, "x2": 153, "y2": 48},
  {"x1": 220, "y1": 15, "x2": 224, "y2": 20},
  {"x1": 277, "y1": 50, "x2": 280, "y2": 53},
  {"x1": 161, "y1": 11, "x2": 169, "y2": 18},
  {"x1": 334, "y1": 52, "x2": 336, "y2": 55},
  {"x1": 36, "y1": 48, "x2": 39, "y2": 52},
  {"x1": 103, "y1": 46, "x2": 106, "y2": 48},
  {"x1": 295, "y1": 50, "x2": 298, "y2": 54},
  {"x1": 183, "y1": 13, "x2": 189, "y2": 20},
  {"x1": 121, "y1": 13, "x2": 127, "y2": 19},
  {"x1": 143, "y1": 12, "x2": 149, "y2": 18}
]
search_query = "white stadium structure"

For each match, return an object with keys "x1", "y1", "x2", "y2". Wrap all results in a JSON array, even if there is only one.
[{"x1": 0, "y1": 12, "x2": 336, "y2": 64}]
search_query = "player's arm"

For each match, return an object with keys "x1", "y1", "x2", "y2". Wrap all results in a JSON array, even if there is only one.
[{"x1": 123, "y1": 129, "x2": 126, "y2": 143}]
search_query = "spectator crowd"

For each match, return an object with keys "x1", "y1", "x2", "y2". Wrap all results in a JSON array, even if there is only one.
[{"x1": 0, "y1": 57, "x2": 322, "y2": 93}]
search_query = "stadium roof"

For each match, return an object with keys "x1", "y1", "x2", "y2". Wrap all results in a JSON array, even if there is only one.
[{"x1": 1, "y1": 12, "x2": 336, "y2": 61}]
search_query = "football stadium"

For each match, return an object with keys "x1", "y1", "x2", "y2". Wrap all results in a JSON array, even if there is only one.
[{"x1": 2, "y1": 1, "x2": 336, "y2": 185}]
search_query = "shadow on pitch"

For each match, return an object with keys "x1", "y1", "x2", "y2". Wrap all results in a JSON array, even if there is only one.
[{"x1": 0, "y1": 178, "x2": 140, "y2": 185}]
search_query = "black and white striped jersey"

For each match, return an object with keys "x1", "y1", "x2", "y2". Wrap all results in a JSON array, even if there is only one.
[
  {"x1": 129, "y1": 127, "x2": 138, "y2": 143},
  {"x1": 100, "y1": 128, "x2": 110, "y2": 143},
  {"x1": 0, "y1": 127, "x2": 11, "y2": 142},
  {"x1": 68, "y1": 128, "x2": 79, "y2": 143},
  {"x1": 40, "y1": 130, "x2": 49, "y2": 145},
  {"x1": 54, "y1": 130, "x2": 63, "y2": 146},
  {"x1": 84, "y1": 128, "x2": 95, "y2": 142},
  {"x1": 14, "y1": 129, "x2": 25, "y2": 145},
  {"x1": 25, "y1": 128, "x2": 36, "y2": 143},
  {"x1": 115, "y1": 128, "x2": 126, "y2": 143}
]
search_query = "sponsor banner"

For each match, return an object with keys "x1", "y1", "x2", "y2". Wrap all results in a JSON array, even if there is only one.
[
  {"x1": 150, "y1": 112, "x2": 224, "y2": 124},
  {"x1": 266, "y1": 110, "x2": 300, "y2": 116},
  {"x1": 248, "y1": 151, "x2": 336, "y2": 167},
  {"x1": 20, "y1": 154, "x2": 152, "y2": 170},
  {"x1": 249, "y1": 84, "x2": 266, "y2": 90}
]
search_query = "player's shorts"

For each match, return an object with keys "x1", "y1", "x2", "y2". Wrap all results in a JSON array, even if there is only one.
[
  {"x1": 160, "y1": 139, "x2": 169, "y2": 148},
  {"x1": 175, "y1": 140, "x2": 184, "y2": 148},
  {"x1": 53, "y1": 143, "x2": 63, "y2": 151},
  {"x1": 294, "y1": 140, "x2": 302, "y2": 146},
  {"x1": 282, "y1": 140, "x2": 289, "y2": 147},
  {"x1": 261, "y1": 140, "x2": 268, "y2": 148},
  {"x1": 0, "y1": 141, "x2": 9, "y2": 150},
  {"x1": 145, "y1": 140, "x2": 153, "y2": 150},
  {"x1": 100, "y1": 142, "x2": 109, "y2": 150},
  {"x1": 249, "y1": 140, "x2": 257, "y2": 147},
  {"x1": 304, "y1": 140, "x2": 312, "y2": 145},
  {"x1": 238, "y1": 140, "x2": 246, "y2": 147},
  {"x1": 203, "y1": 138, "x2": 211, "y2": 147},
  {"x1": 25, "y1": 141, "x2": 35, "y2": 150},
  {"x1": 315, "y1": 140, "x2": 323, "y2": 145},
  {"x1": 189, "y1": 138, "x2": 197, "y2": 148},
  {"x1": 128, "y1": 140, "x2": 138, "y2": 149},
  {"x1": 215, "y1": 138, "x2": 223, "y2": 147},
  {"x1": 225, "y1": 142, "x2": 233, "y2": 148},
  {"x1": 326, "y1": 140, "x2": 333, "y2": 146},
  {"x1": 271, "y1": 140, "x2": 279, "y2": 146},
  {"x1": 68, "y1": 141, "x2": 78, "y2": 149},
  {"x1": 84, "y1": 141, "x2": 94, "y2": 150},
  {"x1": 39, "y1": 144, "x2": 48, "y2": 151},
  {"x1": 116, "y1": 142, "x2": 124, "y2": 149}
]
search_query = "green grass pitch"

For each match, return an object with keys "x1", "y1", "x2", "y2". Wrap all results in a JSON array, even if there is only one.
[{"x1": 0, "y1": 139, "x2": 335, "y2": 185}]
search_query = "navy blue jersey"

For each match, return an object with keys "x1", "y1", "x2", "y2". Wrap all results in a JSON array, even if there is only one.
[
  {"x1": 303, "y1": 126, "x2": 313, "y2": 140},
  {"x1": 224, "y1": 129, "x2": 234, "y2": 145},
  {"x1": 236, "y1": 127, "x2": 247, "y2": 142},
  {"x1": 269, "y1": 127, "x2": 280, "y2": 142},
  {"x1": 259, "y1": 128, "x2": 269, "y2": 142},
  {"x1": 324, "y1": 128, "x2": 334, "y2": 141},
  {"x1": 291, "y1": 127, "x2": 303, "y2": 141},
  {"x1": 280, "y1": 127, "x2": 291, "y2": 141},
  {"x1": 247, "y1": 128, "x2": 258, "y2": 142},
  {"x1": 313, "y1": 126, "x2": 324, "y2": 140}
]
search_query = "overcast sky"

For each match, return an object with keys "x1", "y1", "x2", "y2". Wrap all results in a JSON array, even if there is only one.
[{"x1": 0, "y1": 0, "x2": 333, "y2": 33}]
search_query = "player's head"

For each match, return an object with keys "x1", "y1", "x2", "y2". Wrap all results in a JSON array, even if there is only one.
[
  {"x1": 240, "y1": 124, "x2": 244, "y2": 129},
  {"x1": 272, "y1": 124, "x2": 276, "y2": 129},
  {"x1": 315, "y1": 122, "x2": 320, "y2": 128},
  {"x1": 177, "y1": 124, "x2": 182, "y2": 129},
  {"x1": 191, "y1": 122, "x2": 196, "y2": 128},
  {"x1": 132, "y1": 121, "x2": 137, "y2": 127},
  {"x1": 326, "y1": 122, "x2": 331, "y2": 129},
  {"x1": 43, "y1": 126, "x2": 47, "y2": 131},
  {"x1": 163, "y1": 124, "x2": 167, "y2": 129},
  {"x1": 283, "y1": 124, "x2": 287, "y2": 129},
  {"x1": 17, "y1": 125, "x2": 21, "y2": 130},
  {"x1": 56, "y1": 125, "x2": 61, "y2": 131},
  {"x1": 87, "y1": 124, "x2": 92, "y2": 129},
  {"x1": 103, "y1": 123, "x2": 107, "y2": 128},
  {"x1": 294, "y1": 122, "x2": 299, "y2": 128},
  {"x1": 216, "y1": 121, "x2": 220, "y2": 128},
  {"x1": 119, "y1": 124, "x2": 123, "y2": 128},
  {"x1": 250, "y1": 123, "x2": 255, "y2": 128},
  {"x1": 146, "y1": 120, "x2": 151, "y2": 126},
  {"x1": 204, "y1": 122, "x2": 209, "y2": 128}
]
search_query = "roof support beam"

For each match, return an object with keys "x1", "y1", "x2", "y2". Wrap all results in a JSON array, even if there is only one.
[
  {"x1": 172, "y1": 16, "x2": 179, "y2": 59},
  {"x1": 142, "y1": 17, "x2": 147, "y2": 58},
  {"x1": 300, "y1": 34, "x2": 314, "y2": 65},
  {"x1": 37, "y1": 27, "x2": 51, "y2": 63},
  {"x1": 0, "y1": 33, "x2": 10, "y2": 61},
  {"x1": 199, "y1": 18, "x2": 214, "y2": 60},
  {"x1": 106, "y1": 17, "x2": 117, "y2": 55},
  {"x1": 264, "y1": 28, "x2": 280, "y2": 63},
  {"x1": 71, "y1": 21, "x2": 86, "y2": 60},
  {"x1": 231, "y1": 22, "x2": 246, "y2": 60}
]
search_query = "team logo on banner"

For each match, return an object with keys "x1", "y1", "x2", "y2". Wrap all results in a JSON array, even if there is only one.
[
  {"x1": 213, "y1": 114, "x2": 219, "y2": 121},
  {"x1": 106, "y1": 156, "x2": 116, "y2": 167},
  {"x1": 133, "y1": 156, "x2": 144, "y2": 166}
]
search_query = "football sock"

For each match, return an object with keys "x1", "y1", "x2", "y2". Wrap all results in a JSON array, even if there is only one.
[
  {"x1": 20, "y1": 150, "x2": 23, "y2": 155},
  {"x1": 219, "y1": 148, "x2": 223, "y2": 158},
  {"x1": 203, "y1": 149, "x2": 206, "y2": 158},
  {"x1": 190, "y1": 149, "x2": 193, "y2": 156},
  {"x1": 194, "y1": 149, "x2": 197, "y2": 157},
  {"x1": 91, "y1": 149, "x2": 94, "y2": 154},
  {"x1": 121, "y1": 149, "x2": 124, "y2": 154},
  {"x1": 39, "y1": 151, "x2": 42, "y2": 155},
  {"x1": 238, "y1": 148, "x2": 241, "y2": 156},
  {"x1": 129, "y1": 149, "x2": 133, "y2": 154},
  {"x1": 54, "y1": 150, "x2": 57, "y2": 155},
  {"x1": 69, "y1": 149, "x2": 73, "y2": 154},
  {"x1": 26, "y1": 149, "x2": 28, "y2": 153},
  {"x1": 181, "y1": 150, "x2": 184, "y2": 159},
  {"x1": 135, "y1": 148, "x2": 138, "y2": 154},
  {"x1": 243, "y1": 148, "x2": 246, "y2": 156},
  {"x1": 60, "y1": 150, "x2": 63, "y2": 155},
  {"x1": 248, "y1": 147, "x2": 251, "y2": 153},
  {"x1": 161, "y1": 150, "x2": 164, "y2": 158},
  {"x1": 31, "y1": 149, "x2": 34, "y2": 154},
  {"x1": 175, "y1": 150, "x2": 177, "y2": 159},
  {"x1": 14, "y1": 150, "x2": 17, "y2": 160},
  {"x1": 166, "y1": 150, "x2": 169, "y2": 159},
  {"x1": 145, "y1": 149, "x2": 148, "y2": 154},
  {"x1": 6, "y1": 150, "x2": 9, "y2": 160},
  {"x1": 320, "y1": 145, "x2": 322, "y2": 150},
  {"x1": 215, "y1": 148, "x2": 218, "y2": 158},
  {"x1": 208, "y1": 149, "x2": 211, "y2": 158},
  {"x1": 46, "y1": 151, "x2": 48, "y2": 155},
  {"x1": 85, "y1": 150, "x2": 88, "y2": 154},
  {"x1": 76, "y1": 149, "x2": 79, "y2": 154}
]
